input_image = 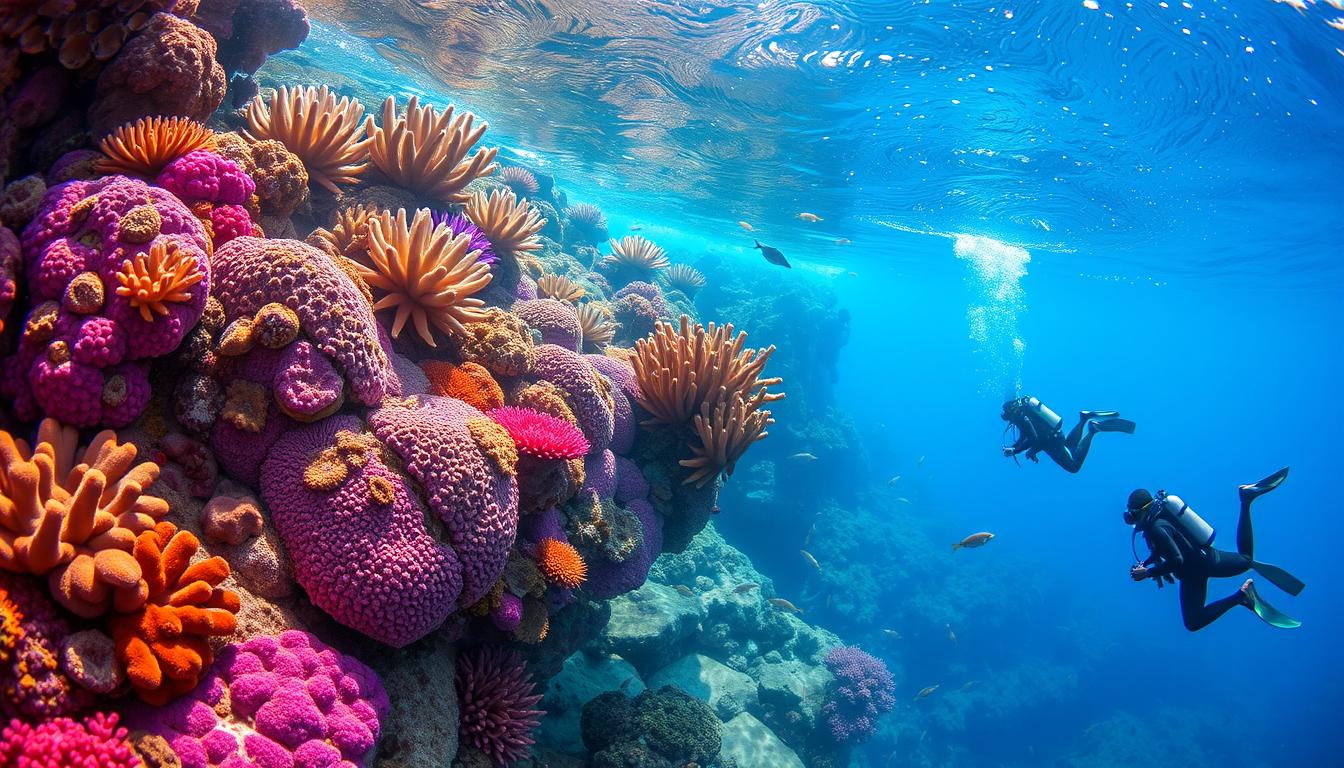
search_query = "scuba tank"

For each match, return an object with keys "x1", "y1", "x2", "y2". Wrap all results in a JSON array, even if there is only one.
[
  {"x1": 1020, "y1": 396, "x2": 1063, "y2": 432},
  {"x1": 1154, "y1": 490, "x2": 1217, "y2": 550}
]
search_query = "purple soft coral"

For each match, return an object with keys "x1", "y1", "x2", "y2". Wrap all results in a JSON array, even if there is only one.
[
  {"x1": 125, "y1": 630, "x2": 388, "y2": 768},
  {"x1": 821, "y1": 645, "x2": 896, "y2": 746},
  {"x1": 0, "y1": 573, "x2": 92, "y2": 719},
  {"x1": 455, "y1": 646, "x2": 544, "y2": 767}
]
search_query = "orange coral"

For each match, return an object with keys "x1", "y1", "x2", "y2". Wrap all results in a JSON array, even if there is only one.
[
  {"x1": 1, "y1": 419, "x2": 169, "y2": 618},
  {"x1": 245, "y1": 85, "x2": 371, "y2": 195},
  {"x1": 95, "y1": 116, "x2": 215, "y2": 178},
  {"x1": 534, "y1": 538, "x2": 586, "y2": 589},
  {"x1": 367, "y1": 96, "x2": 499, "y2": 204},
  {"x1": 680, "y1": 392, "x2": 775, "y2": 487},
  {"x1": 421, "y1": 360, "x2": 504, "y2": 411},
  {"x1": 465, "y1": 189, "x2": 546, "y2": 255},
  {"x1": 113, "y1": 240, "x2": 205, "y2": 322},
  {"x1": 108, "y1": 523, "x2": 239, "y2": 705}
]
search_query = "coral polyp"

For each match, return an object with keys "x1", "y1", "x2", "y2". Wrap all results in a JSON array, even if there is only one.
[{"x1": 113, "y1": 240, "x2": 205, "y2": 323}]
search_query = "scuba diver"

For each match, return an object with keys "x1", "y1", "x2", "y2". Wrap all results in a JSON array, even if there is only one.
[
  {"x1": 1000, "y1": 395, "x2": 1135, "y2": 473},
  {"x1": 1125, "y1": 467, "x2": 1305, "y2": 631}
]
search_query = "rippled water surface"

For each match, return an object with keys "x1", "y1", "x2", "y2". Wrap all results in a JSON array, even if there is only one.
[{"x1": 293, "y1": 0, "x2": 1342, "y2": 282}]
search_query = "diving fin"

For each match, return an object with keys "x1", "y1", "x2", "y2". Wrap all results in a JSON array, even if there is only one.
[
  {"x1": 1251, "y1": 560, "x2": 1305, "y2": 597},
  {"x1": 1089, "y1": 418, "x2": 1136, "y2": 434},
  {"x1": 1080, "y1": 410, "x2": 1120, "y2": 420},
  {"x1": 1243, "y1": 581, "x2": 1301, "y2": 629},
  {"x1": 1240, "y1": 466, "x2": 1290, "y2": 502}
]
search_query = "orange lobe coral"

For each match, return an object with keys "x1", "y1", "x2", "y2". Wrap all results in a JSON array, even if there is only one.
[{"x1": 114, "y1": 240, "x2": 205, "y2": 323}]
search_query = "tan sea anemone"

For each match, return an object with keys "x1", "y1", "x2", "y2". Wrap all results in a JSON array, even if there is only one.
[
  {"x1": 680, "y1": 391, "x2": 775, "y2": 487},
  {"x1": 603, "y1": 236, "x2": 669, "y2": 278},
  {"x1": 465, "y1": 189, "x2": 546, "y2": 254},
  {"x1": 95, "y1": 116, "x2": 215, "y2": 178},
  {"x1": 537, "y1": 274, "x2": 585, "y2": 303},
  {"x1": 498, "y1": 166, "x2": 540, "y2": 196},
  {"x1": 367, "y1": 96, "x2": 499, "y2": 204},
  {"x1": 577, "y1": 302, "x2": 618, "y2": 351},
  {"x1": 351, "y1": 208, "x2": 492, "y2": 346},
  {"x1": 664, "y1": 264, "x2": 707, "y2": 296},
  {"x1": 245, "y1": 85, "x2": 371, "y2": 194}
]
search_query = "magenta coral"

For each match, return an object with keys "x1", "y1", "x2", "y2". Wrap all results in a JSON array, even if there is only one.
[
  {"x1": 208, "y1": 204, "x2": 255, "y2": 247},
  {"x1": 1, "y1": 175, "x2": 211, "y2": 426},
  {"x1": 492, "y1": 592, "x2": 524, "y2": 632},
  {"x1": 125, "y1": 630, "x2": 388, "y2": 768},
  {"x1": 490, "y1": 406, "x2": 590, "y2": 460},
  {"x1": 821, "y1": 645, "x2": 896, "y2": 746},
  {"x1": 530, "y1": 344, "x2": 615, "y2": 453},
  {"x1": 0, "y1": 712, "x2": 141, "y2": 768},
  {"x1": 455, "y1": 646, "x2": 544, "y2": 766},
  {"x1": 514, "y1": 298, "x2": 581, "y2": 351},
  {"x1": 156, "y1": 150, "x2": 257, "y2": 206}
]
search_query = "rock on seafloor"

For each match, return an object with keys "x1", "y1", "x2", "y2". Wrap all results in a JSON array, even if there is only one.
[
  {"x1": 597, "y1": 582, "x2": 705, "y2": 675},
  {"x1": 648, "y1": 653, "x2": 759, "y2": 721},
  {"x1": 720, "y1": 712, "x2": 806, "y2": 768},
  {"x1": 753, "y1": 658, "x2": 834, "y2": 747},
  {"x1": 540, "y1": 651, "x2": 645, "y2": 754},
  {"x1": 366, "y1": 629, "x2": 462, "y2": 767}
]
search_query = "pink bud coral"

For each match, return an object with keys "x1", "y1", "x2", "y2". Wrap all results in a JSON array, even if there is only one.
[
  {"x1": 490, "y1": 406, "x2": 590, "y2": 460},
  {"x1": 0, "y1": 712, "x2": 141, "y2": 768}
]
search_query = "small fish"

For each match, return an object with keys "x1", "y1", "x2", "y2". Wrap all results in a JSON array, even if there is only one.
[
  {"x1": 835, "y1": 238, "x2": 852, "y2": 245},
  {"x1": 733, "y1": 583, "x2": 759, "y2": 594},
  {"x1": 768, "y1": 598, "x2": 803, "y2": 614},
  {"x1": 753, "y1": 240, "x2": 791, "y2": 268},
  {"x1": 847, "y1": 271, "x2": 858, "y2": 278},
  {"x1": 952, "y1": 532, "x2": 995, "y2": 552},
  {"x1": 886, "y1": 475, "x2": 901, "y2": 486},
  {"x1": 674, "y1": 585, "x2": 695, "y2": 597},
  {"x1": 882, "y1": 629, "x2": 902, "y2": 640},
  {"x1": 946, "y1": 624, "x2": 958, "y2": 644},
  {"x1": 797, "y1": 212, "x2": 822, "y2": 222},
  {"x1": 738, "y1": 220, "x2": 754, "y2": 232},
  {"x1": 799, "y1": 549, "x2": 821, "y2": 570},
  {"x1": 917, "y1": 455, "x2": 926, "y2": 466},
  {"x1": 894, "y1": 497, "x2": 912, "y2": 505},
  {"x1": 629, "y1": 224, "x2": 643, "y2": 231},
  {"x1": 791, "y1": 452, "x2": 818, "y2": 461},
  {"x1": 959, "y1": 680, "x2": 978, "y2": 692},
  {"x1": 803, "y1": 523, "x2": 815, "y2": 547},
  {"x1": 913, "y1": 685, "x2": 940, "y2": 701}
]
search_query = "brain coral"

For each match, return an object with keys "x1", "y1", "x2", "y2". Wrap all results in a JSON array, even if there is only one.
[
  {"x1": 125, "y1": 630, "x2": 389, "y2": 768},
  {"x1": 587, "y1": 353, "x2": 638, "y2": 455},
  {"x1": 453, "y1": 307, "x2": 535, "y2": 377},
  {"x1": 0, "y1": 712, "x2": 141, "y2": 768},
  {"x1": 2, "y1": 175, "x2": 212, "y2": 427},
  {"x1": 261, "y1": 396, "x2": 519, "y2": 646},
  {"x1": 156, "y1": 150, "x2": 256, "y2": 207},
  {"x1": 531, "y1": 344, "x2": 614, "y2": 454},
  {"x1": 455, "y1": 646, "x2": 544, "y2": 767},
  {"x1": 514, "y1": 298, "x2": 581, "y2": 351}
]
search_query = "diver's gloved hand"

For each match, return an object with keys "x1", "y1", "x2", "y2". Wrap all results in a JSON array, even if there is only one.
[{"x1": 1130, "y1": 563, "x2": 1149, "y2": 581}]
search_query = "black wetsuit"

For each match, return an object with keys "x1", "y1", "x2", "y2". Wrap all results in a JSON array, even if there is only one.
[
  {"x1": 1139, "y1": 498, "x2": 1257, "y2": 632},
  {"x1": 1005, "y1": 411, "x2": 1099, "y2": 474}
]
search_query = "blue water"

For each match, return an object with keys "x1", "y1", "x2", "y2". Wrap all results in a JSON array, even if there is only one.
[{"x1": 287, "y1": 2, "x2": 1343, "y2": 765}]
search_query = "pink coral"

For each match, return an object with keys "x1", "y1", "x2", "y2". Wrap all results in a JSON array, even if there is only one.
[
  {"x1": 0, "y1": 573, "x2": 92, "y2": 719},
  {"x1": 514, "y1": 298, "x2": 581, "y2": 351},
  {"x1": 821, "y1": 645, "x2": 896, "y2": 746},
  {"x1": 456, "y1": 646, "x2": 544, "y2": 767},
  {"x1": 0, "y1": 712, "x2": 141, "y2": 768},
  {"x1": 261, "y1": 396, "x2": 518, "y2": 646},
  {"x1": 207, "y1": 204, "x2": 255, "y2": 247},
  {"x1": 490, "y1": 406, "x2": 590, "y2": 460},
  {"x1": 531, "y1": 344, "x2": 615, "y2": 453},
  {"x1": 1, "y1": 175, "x2": 210, "y2": 426},
  {"x1": 492, "y1": 592, "x2": 523, "y2": 632},
  {"x1": 156, "y1": 150, "x2": 257, "y2": 206},
  {"x1": 125, "y1": 630, "x2": 388, "y2": 768},
  {"x1": 88, "y1": 13, "x2": 227, "y2": 135}
]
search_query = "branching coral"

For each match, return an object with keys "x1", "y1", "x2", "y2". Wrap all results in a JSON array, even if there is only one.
[
  {"x1": 367, "y1": 95, "x2": 499, "y2": 204},
  {"x1": 490, "y1": 407, "x2": 590, "y2": 460},
  {"x1": 353, "y1": 207, "x2": 493, "y2": 346},
  {"x1": 113, "y1": 240, "x2": 205, "y2": 323},
  {"x1": 534, "y1": 537, "x2": 587, "y2": 589},
  {"x1": 603, "y1": 235, "x2": 669, "y2": 279},
  {"x1": 578, "y1": 302, "x2": 618, "y2": 351},
  {"x1": 664, "y1": 263, "x2": 707, "y2": 296},
  {"x1": 465, "y1": 188, "x2": 546, "y2": 254},
  {"x1": 107, "y1": 522, "x2": 239, "y2": 705},
  {"x1": 821, "y1": 645, "x2": 896, "y2": 745},
  {"x1": 245, "y1": 85, "x2": 371, "y2": 194},
  {"x1": 0, "y1": 419, "x2": 170, "y2": 618},
  {"x1": 0, "y1": 712, "x2": 141, "y2": 768},
  {"x1": 537, "y1": 273, "x2": 584, "y2": 302},
  {"x1": 455, "y1": 646, "x2": 544, "y2": 767},
  {"x1": 95, "y1": 115, "x2": 215, "y2": 178}
]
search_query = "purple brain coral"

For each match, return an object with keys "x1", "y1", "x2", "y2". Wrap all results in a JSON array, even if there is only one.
[
  {"x1": 531, "y1": 344, "x2": 614, "y2": 454},
  {"x1": 261, "y1": 396, "x2": 519, "y2": 646},
  {"x1": 514, "y1": 298, "x2": 581, "y2": 351},
  {"x1": 126, "y1": 630, "x2": 389, "y2": 768},
  {"x1": 1, "y1": 175, "x2": 212, "y2": 426}
]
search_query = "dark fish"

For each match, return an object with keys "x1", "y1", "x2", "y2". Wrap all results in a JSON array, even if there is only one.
[
  {"x1": 733, "y1": 583, "x2": 759, "y2": 594},
  {"x1": 674, "y1": 585, "x2": 695, "y2": 597},
  {"x1": 711, "y1": 506, "x2": 721, "y2": 515},
  {"x1": 754, "y1": 240, "x2": 791, "y2": 268}
]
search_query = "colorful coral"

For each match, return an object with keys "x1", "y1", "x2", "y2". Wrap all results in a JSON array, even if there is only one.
[
  {"x1": 433, "y1": 210, "x2": 497, "y2": 265},
  {"x1": 455, "y1": 307, "x2": 536, "y2": 377},
  {"x1": 455, "y1": 646, "x2": 545, "y2": 767},
  {"x1": 2, "y1": 175, "x2": 212, "y2": 426},
  {"x1": 0, "y1": 573, "x2": 91, "y2": 719},
  {"x1": 535, "y1": 537, "x2": 587, "y2": 589},
  {"x1": 515, "y1": 298, "x2": 582, "y2": 351},
  {"x1": 821, "y1": 645, "x2": 896, "y2": 745},
  {"x1": 0, "y1": 712, "x2": 141, "y2": 768},
  {"x1": 532, "y1": 344, "x2": 615, "y2": 453},
  {"x1": 0, "y1": 418, "x2": 170, "y2": 618},
  {"x1": 95, "y1": 115, "x2": 215, "y2": 178},
  {"x1": 491, "y1": 406, "x2": 590, "y2": 460},
  {"x1": 421, "y1": 360, "x2": 505, "y2": 412},
  {"x1": 537, "y1": 273, "x2": 585, "y2": 302},
  {"x1": 578, "y1": 302, "x2": 618, "y2": 352},
  {"x1": 245, "y1": 85, "x2": 371, "y2": 194},
  {"x1": 125, "y1": 630, "x2": 388, "y2": 768},
  {"x1": 367, "y1": 95, "x2": 499, "y2": 204},
  {"x1": 107, "y1": 523, "x2": 240, "y2": 704},
  {"x1": 602, "y1": 235, "x2": 669, "y2": 282},
  {"x1": 352, "y1": 208, "x2": 493, "y2": 346}
]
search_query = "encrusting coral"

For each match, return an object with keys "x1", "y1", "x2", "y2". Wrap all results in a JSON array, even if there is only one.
[
  {"x1": 421, "y1": 360, "x2": 505, "y2": 412},
  {"x1": 514, "y1": 298, "x2": 581, "y2": 351},
  {"x1": 95, "y1": 115, "x2": 216, "y2": 178},
  {"x1": 0, "y1": 572, "x2": 92, "y2": 719},
  {"x1": 0, "y1": 418, "x2": 171, "y2": 618},
  {"x1": 351, "y1": 207, "x2": 493, "y2": 346},
  {"x1": 245, "y1": 84, "x2": 371, "y2": 194},
  {"x1": 107, "y1": 522, "x2": 240, "y2": 705},
  {"x1": 465, "y1": 188, "x2": 546, "y2": 255},
  {"x1": 367, "y1": 95, "x2": 499, "y2": 204}
]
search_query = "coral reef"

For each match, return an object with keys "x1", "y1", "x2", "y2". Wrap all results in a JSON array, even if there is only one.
[
  {"x1": 422, "y1": 360, "x2": 505, "y2": 412},
  {"x1": 581, "y1": 685, "x2": 721, "y2": 767},
  {"x1": 563, "y1": 202, "x2": 608, "y2": 246},
  {"x1": 492, "y1": 406, "x2": 590, "y2": 460},
  {"x1": 537, "y1": 273, "x2": 585, "y2": 302},
  {"x1": 820, "y1": 645, "x2": 895, "y2": 745},
  {"x1": 244, "y1": 84, "x2": 370, "y2": 194},
  {"x1": 96, "y1": 116, "x2": 216, "y2": 178},
  {"x1": 515, "y1": 297, "x2": 581, "y2": 351},
  {"x1": 466, "y1": 188, "x2": 546, "y2": 255},
  {"x1": 663, "y1": 263, "x2": 706, "y2": 297},
  {"x1": 456, "y1": 645, "x2": 544, "y2": 767},
  {"x1": 535, "y1": 537, "x2": 588, "y2": 589},
  {"x1": 0, "y1": 573, "x2": 91, "y2": 719},
  {"x1": 0, "y1": 711, "x2": 141, "y2": 768},
  {"x1": 601, "y1": 236, "x2": 668, "y2": 285}
]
